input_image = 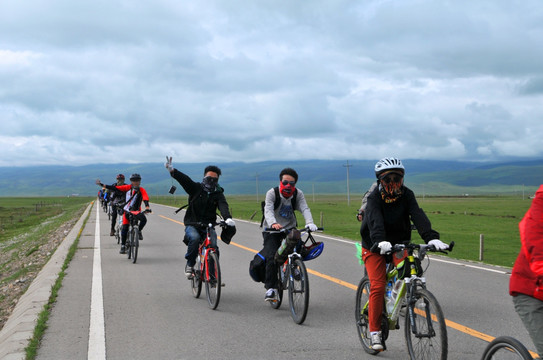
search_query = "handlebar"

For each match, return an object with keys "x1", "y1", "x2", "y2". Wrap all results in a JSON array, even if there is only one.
[
  {"x1": 263, "y1": 226, "x2": 324, "y2": 234},
  {"x1": 185, "y1": 221, "x2": 227, "y2": 229},
  {"x1": 370, "y1": 241, "x2": 455, "y2": 255},
  {"x1": 128, "y1": 209, "x2": 152, "y2": 215}
]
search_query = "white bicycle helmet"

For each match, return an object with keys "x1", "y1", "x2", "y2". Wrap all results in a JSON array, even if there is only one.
[{"x1": 374, "y1": 157, "x2": 405, "y2": 178}]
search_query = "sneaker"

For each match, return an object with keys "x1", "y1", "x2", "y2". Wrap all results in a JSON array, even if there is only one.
[
  {"x1": 370, "y1": 332, "x2": 383, "y2": 351},
  {"x1": 110, "y1": 230, "x2": 115, "y2": 236},
  {"x1": 265, "y1": 288, "x2": 277, "y2": 302},
  {"x1": 139, "y1": 231, "x2": 143, "y2": 241},
  {"x1": 185, "y1": 264, "x2": 194, "y2": 278},
  {"x1": 119, "y1": 245, "x2": 126, "y2": 254}
]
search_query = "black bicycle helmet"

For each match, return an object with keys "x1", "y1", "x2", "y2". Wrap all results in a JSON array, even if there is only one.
[
  {"x1": 130, "y1": 173, "x2": 141, "y2": 181},
  {"x1": 116, "y1": 174, "x2": 125, "y2": 180}
]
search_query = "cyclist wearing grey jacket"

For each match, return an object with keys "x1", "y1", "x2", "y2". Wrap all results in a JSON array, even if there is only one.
[{"x1": 261, "y1": 168, "x2": 318, "y2": 302}]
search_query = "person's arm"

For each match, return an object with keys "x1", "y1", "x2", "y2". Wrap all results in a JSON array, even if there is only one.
[
  {"x1": 264, "y1": 189, "x2": 279, "y2": 229},
  {"x1": 217, "y1": 193, "x2": 232, "y2": 220},
  {"x1": 294, "y1": 190, "x2": 315, "y2": 228},
  {"x1": 139, "y1": 187, "x2": 151, "y2": 210},
  {"x1": 170, "y1": 169, "x2": 200, "y2": 195},
  {"x1": 406, "y1": 189, "x2": 440, "y2": 243},
  {"x1": 523, "y1": 185, "x2": 543, "y2": 277}
]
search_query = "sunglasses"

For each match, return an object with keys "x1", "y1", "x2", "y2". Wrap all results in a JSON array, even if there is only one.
[
  {"x1": 204, "y1": 176, "x2": 218, "y2": 182},
  {"x1": 381, "y1": 174, "x2": 403, "y2": 184},
  {"x1": 281, "y1": 180, "x2": 296, "y2": 186}
]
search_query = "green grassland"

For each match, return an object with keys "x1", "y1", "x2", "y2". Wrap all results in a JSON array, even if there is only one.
[{"x1": 154, "y1": 194, "x2": 532, "y2": 268}]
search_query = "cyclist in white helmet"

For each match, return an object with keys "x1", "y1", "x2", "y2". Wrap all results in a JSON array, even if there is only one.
[{"x1": 359, "y1": 157, "x2": 447, "y2": 351}]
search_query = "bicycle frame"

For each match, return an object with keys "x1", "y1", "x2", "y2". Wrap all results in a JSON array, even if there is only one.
[{"x1": 197, "y1": 225, "x2": 217, "y2": 283}]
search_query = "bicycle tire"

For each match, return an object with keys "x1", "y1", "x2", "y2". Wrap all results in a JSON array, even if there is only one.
[
  {"x1": 405, "y1": 288, "x2": 447, "y2": 360},
  {"x1": 270, "y1": 264, "x2": 285, "y2": 310},
  {"x1": 355, "y1": 277, "x2": 381, "y2": 355},
  {"x1": 204, "y1": 251, "x2": 221, "y2": 310},
  {"x1": 288, "y1": 257, "x2": 309, "y2": 324},
  {"x1": 481, "y1": 336, "x2": 533, "y2": 360},
  {"x1": 127, "y1": 230, "x2": 132, "y2": 260},
  {"x1": 191, "y1": 256, "x2": 202, "y2": 298},
  {"x1": 132, "y1": 228, "x2": 139, "y2": 264}
]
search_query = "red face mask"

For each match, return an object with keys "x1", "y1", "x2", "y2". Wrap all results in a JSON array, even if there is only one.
[{"x1": 280, "y1": 179, "x2": 296, "y2": 198}]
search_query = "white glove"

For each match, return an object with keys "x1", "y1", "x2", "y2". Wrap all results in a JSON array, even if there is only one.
[
  {"x1": 428, "y1": 239, "x2": 448, "y2": 251},
  {"x1": 307, "y1": 223, "x2": 318, "y2": 232},
  {"x1": 165, "y1": 156, "x2": 174, "y2": 172},
  {"x1": 377, "y1": 241, "x2": 392, "y2": 255},
  {"x1": 225, "y1": 218, "x2": 235, "y2": 227}
]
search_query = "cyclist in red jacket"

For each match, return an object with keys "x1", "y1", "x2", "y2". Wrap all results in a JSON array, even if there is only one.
[
  {"x1": 96, "y1": 173, "x2": 151, "y2": 254},
  {"x1": 510, "y1": 184, "x2": 543, "y2": 358}
]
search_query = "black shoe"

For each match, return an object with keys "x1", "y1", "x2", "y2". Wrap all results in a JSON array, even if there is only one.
[
  {"x1": 110, "y1": 230, "x2": 115, "y2": 236},
  {"x1": 119, "y1": 245, "x2": 126, "y2": 254},
  {"x1": 139, "y1": 231, "x2": 143, "y2": 241}
]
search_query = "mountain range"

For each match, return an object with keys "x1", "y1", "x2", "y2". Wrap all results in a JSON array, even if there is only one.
[{"x1": 0, "y1": 159, "x2": 542, "y2": 197}]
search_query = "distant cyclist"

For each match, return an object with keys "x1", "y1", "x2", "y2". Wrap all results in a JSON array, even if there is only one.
[
  {"x1": 357, "y1": 183, "x2": 378, "y2": 222},
  {"x1": 360, "y1": 157, "x2": 447, "y2": 351},
  {"x1": 108, "y1": 174, "x2": 126, "y2": 236},
  {"x1": 509, "y1": 184, "x2": 543, "y2": 358},
  {"x1": 96, "y1": 174, "x2": 151, "y2": 254},
  {"x1": 261, "y1": 167, "x2": 318, "y2": 302},
  {"x1": 165, "y1": 157, "x2": 235, "y2": 277}
]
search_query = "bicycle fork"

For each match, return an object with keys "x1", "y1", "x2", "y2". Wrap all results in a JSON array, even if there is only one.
[{"x1": 405, "y1": 279, "x2": 436, "y2": 338}]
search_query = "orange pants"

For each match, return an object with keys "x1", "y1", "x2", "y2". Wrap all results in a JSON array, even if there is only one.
[{"x1": 362, "y1": 249, "x2": 387, "y2": 332}]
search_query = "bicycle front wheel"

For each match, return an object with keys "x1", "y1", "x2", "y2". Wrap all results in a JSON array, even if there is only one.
[
  {"x1": 288, "y1": 257, "x2": 309, "y2": 324},
  {"x1": 405, "y1": 288, "x2": 447, "y2": 360},
  {"x1": 127, "y1": 230, "x2": 133, "y2": 260},
  {"x1": 191, "y1": 256, "x2": 202, "y2": 298},
  {"x1": 131, "y1": 228, "x2": 139, "y2": 264},
  {"x1": 204, "y1": 251, "x2": 221, "y2": 310},
  {"x1": 481, "y1": 336, "x2": 533, "y2": 360}
]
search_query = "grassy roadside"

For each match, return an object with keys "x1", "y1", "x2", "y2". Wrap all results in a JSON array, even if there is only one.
[
  {"x1": 0, "y1": 197, "x2": 92, "y2": 330},
  {"x1": 24, "y1": 201, "x2": 93, "y2": 359},
  {"x1": 153, "y1": 194, "x2": 531, "y2": 268}
]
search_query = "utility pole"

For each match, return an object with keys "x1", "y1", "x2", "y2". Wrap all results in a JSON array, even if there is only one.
[{"x1": 343, "y1": 160, "x2": 352, "y2": 206}]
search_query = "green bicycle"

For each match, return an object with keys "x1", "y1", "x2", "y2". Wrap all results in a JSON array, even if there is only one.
[{"x1": 355, "y1": 241, "x2": 454, "y2": 359}]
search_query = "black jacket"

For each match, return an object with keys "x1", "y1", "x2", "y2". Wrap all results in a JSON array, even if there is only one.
[
  {"x1": 360, "y1": 185, "x2": 439, "y2": 250},
  {"x1": 171, "y1": 169, "x2": 231, "y2": 225}
]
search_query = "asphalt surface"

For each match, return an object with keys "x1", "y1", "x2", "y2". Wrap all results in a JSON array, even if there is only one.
[{"x1": 31, "y1": 202, "x2": 539, "y2": 359}]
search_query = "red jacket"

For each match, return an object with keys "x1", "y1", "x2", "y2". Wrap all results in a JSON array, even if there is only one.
[
  {"x1": 106, "y1": 184, "x2": 149, "y2": 211},
  {"x1": 510, "y1": 185, "x2": 543, "y2": 301}
]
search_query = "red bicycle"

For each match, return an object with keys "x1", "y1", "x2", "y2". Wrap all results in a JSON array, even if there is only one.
[{"x1": 187, "y1": 221, "x2": 227, "y2": 310}]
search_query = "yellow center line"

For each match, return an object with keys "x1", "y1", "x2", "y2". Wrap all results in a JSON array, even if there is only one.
[{"x1": 158, "y1": 214, "x2": 540, "y2": 357}]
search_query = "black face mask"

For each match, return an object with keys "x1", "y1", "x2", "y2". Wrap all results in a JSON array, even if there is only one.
[{"x1": 202, "y1": 176, "x2": 218, "y2": 192}]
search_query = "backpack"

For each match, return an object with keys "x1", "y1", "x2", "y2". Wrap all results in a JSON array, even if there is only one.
[
  {"x1": 259, "y1": 187, "x2": 298, "y2": 227},
  {"x1": 249, "y1": 252, "x2": 266, "y2": 283}
]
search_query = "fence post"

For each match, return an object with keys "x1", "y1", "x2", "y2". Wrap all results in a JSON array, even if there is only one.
[
  {"x1": 320, "y1": 211, "x2": 324, "y2": 228},
  {"x1": 479, "y1": 234, "x2": 484, "y2": 261}
]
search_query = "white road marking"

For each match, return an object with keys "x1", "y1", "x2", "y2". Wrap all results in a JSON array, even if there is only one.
[{"x1": 88, "y1": 205, "x2": 106, "y2": 360}]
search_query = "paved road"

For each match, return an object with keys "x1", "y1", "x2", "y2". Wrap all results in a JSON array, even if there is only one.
[{"x1": 36, "y1": 202, "x2": 539, "y2": 359}]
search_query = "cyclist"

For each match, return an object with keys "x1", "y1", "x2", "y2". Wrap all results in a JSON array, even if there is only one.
[
  {"x1": 360, "y1": 157, "x2": 447, "y2": 351},
  {"x1": 164, "y1": 157, "x2": 235, "y2": 277},
  {"x1": 96, "y1": 173, "x2": 151, "y2": 254},
  {"x1": 509, "y1": 184, "x2": 543, "y2": 358},
  {"x1": 261, "y1": 167, "x2": 318, "y2": 302},
  {"x1": 108, "y1": 174, "x2": 126, "y2": 236}
]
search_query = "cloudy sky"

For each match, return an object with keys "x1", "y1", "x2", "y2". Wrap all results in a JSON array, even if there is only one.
[{"x1": 1, "y1": 0, "x2": 543, "y2": 166}]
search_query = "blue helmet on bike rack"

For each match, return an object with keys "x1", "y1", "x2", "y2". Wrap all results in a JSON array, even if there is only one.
[{"x1": 302, "y1": 241, "x2": 324, "y2": 261}]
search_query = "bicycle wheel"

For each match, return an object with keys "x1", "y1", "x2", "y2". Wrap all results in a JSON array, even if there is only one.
[
  {"x1": 288, "y1": 257, "x2": 309, "y2": 324},
  {"x1": 204, "y1": 251, "x2": 221, "y2": 310},
  {"x1": 405, "y1": 288, "x2": 447, "y2": 360},
  {"x1": 270, "y1": 263, "x2": 285, "y2": 310},
  {"x1": 127, "y1": 230, "x2": 132, "y2": 260},
  {"x1": 355, "y1": 277, "x2": 381, "y2": 355},
  {"x1": 132, "y1": 228, "x2": 139, "y2": 264},
  {"x1": 481, "y1": 336, "x2": 533, "y2": 360},
  {"x1": 115, "y1": 225, "x2": 120, "y2": 244},
  {"x1": 191, "y1": 257, "x2": 202, "y2": 298}
]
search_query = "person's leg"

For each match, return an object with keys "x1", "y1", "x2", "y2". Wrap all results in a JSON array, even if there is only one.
[
  {"x1": 513, "y1": 294, "x2": 543, "y2": 357},
  {"x1": 361, "y1": 250, "x2": 387, "y2": 333},
  {"x1": 184, "y1": 226, "x2": 201, "y2": 268},
  {"x1": 262, "y1": 232, "x2": 282, "y2": 290},
  {"x1": 110, "y1": 206, "x2": 117, "y2": 235}
]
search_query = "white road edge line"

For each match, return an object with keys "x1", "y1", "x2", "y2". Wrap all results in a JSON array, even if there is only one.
[
  {"x1": 88, "y1": 204, "x2": 106, "y2": 359},
  {"x1": 152, "y1": 203, "x2": 511, "y2": 275}
]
